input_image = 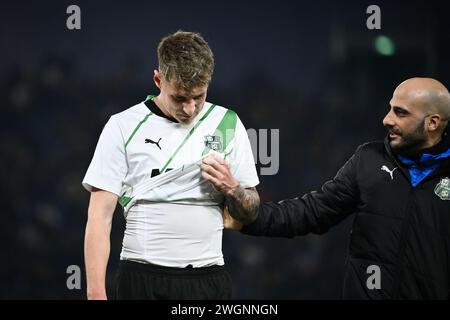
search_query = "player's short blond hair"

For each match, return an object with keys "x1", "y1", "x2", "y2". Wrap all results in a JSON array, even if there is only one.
[{"x1": 157, "y1": 31, "x2": 214, "y2": 92}]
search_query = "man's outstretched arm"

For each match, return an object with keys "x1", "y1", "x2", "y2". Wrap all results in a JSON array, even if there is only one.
[
  {"x1": 201, "y1": 154, "x2": 260, "y2": 225},
  {"x1": 228, "y1": 147, "x2": 362, "y2": 237}
]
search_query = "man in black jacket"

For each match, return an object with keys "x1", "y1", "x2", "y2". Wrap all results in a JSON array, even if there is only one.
[{"x1": 201, "y1": 77, "x2": 450, "y2": 299}]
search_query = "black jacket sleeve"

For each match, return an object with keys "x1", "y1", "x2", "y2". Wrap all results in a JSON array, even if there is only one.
[{"x1": 241, "y1": 146, "x2": 362, "y2": 237}]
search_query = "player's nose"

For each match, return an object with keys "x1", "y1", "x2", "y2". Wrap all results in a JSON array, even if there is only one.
[{"x1": 182, "y1": 99, "x2": 196, "y2": 116}]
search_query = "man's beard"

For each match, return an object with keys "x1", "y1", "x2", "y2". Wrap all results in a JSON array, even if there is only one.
[{"x1": 389, "y1": 118, "x2": 428, "y2": 155}]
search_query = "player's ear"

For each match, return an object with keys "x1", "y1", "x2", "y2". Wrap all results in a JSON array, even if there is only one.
[
  {"x1": 154, "y1": 70, "x2": 162, "y2": 89},
  {"x1": 427, "y1": 114, "x2": 440, "y2": 132}
]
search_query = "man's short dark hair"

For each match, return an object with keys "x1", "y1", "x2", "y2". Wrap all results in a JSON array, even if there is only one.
[{"x1": 157, "y1": 31, "x2": 214, "y2": 92}]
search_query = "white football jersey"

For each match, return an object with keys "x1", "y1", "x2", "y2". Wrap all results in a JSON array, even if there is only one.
[{"x1": 82, "y1": 96, "x2": 259, "y2": 267}]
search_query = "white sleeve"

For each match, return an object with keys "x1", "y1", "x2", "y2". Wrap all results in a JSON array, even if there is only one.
[
  {"x1": 82, "y1": 116, "x2": 128, "y2": 196},
  {"x1": 228, "y1": 115, "x2": 259, "y2": 188}
]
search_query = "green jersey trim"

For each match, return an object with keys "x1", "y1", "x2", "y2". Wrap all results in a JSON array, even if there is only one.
[
  {"x1": 124, "y1": 95, "x2": 156, "y2": 149},
  {"x1": 160, "y1": 104, "x2": 216, "y2": 173},
  {"x1": 119, "y1": 195, "x2": 133, "y2": 208},
  {"x1": 202, "y1": 109, "x2": 237, "y2": 156}
]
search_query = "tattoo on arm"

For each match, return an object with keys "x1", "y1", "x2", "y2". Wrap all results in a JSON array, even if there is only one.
[{"x1": 226, "y1": 187, "x2": 260, "y2": 225}]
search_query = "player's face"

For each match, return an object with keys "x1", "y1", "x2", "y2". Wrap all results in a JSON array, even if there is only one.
[
  {"x1": 154, "y1": 71, "x2": 208, "y2": 124},
  {"x1": 383, "y1": 91, "x2": 430, "y2": 154}
]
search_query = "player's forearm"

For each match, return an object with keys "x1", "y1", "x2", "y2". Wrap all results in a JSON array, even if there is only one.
[
  {"x1": 226, "y1": 186, "x2": 260, "y2": 225},
  {"x1": 84, "y1": 218, "x2": 112, "y2": 300}
]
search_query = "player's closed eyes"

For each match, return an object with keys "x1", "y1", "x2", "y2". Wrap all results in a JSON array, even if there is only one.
[
  {"x1": 173, "y1": 95, "x2": 203, "y2": 102},
  {"x1": 173, "y1": 96, "x2": 186, "y2": 102}
]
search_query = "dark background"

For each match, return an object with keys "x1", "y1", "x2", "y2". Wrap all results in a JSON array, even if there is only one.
[{"x1": 1, "y1": 0, "x2": 449, "y2": 299}]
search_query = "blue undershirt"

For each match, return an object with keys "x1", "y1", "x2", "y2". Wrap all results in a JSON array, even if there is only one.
[{"x1": 398, "y1": 147, "x2": 450, "y2": 187}]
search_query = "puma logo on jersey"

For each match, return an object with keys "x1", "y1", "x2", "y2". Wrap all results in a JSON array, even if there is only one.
[
  {"x1": 381, "y1": 165, "x2": 397, "y2": 180},
  {"x1": 145, "y1": 138, "x2": 162, "y2": 150}
]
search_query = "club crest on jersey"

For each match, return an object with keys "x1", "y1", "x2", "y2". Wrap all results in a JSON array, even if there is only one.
[
  {"x1": 204, "y1": 135, "x2": 222, "y2": 151},
  {"x1": 434, "y1": 177, "x2": 450, "y2": 200}
]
